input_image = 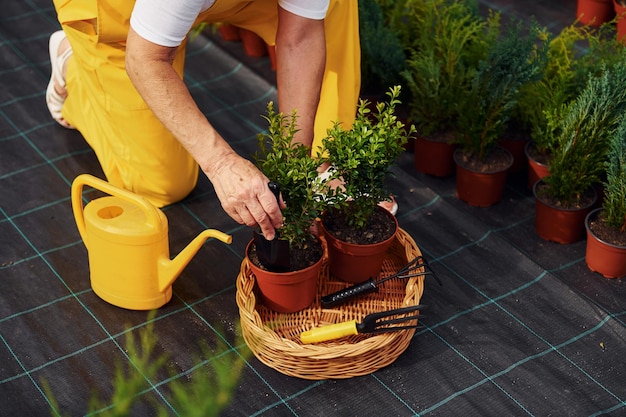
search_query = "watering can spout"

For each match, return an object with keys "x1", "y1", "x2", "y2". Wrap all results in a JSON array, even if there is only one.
[{"x1": 158, "y1": 229, "x2": 232, "y2": 292}]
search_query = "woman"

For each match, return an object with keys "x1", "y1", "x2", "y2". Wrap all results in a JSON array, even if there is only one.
[{"x1": 48, "y1": 0, "x2": 360, "y2": 240}]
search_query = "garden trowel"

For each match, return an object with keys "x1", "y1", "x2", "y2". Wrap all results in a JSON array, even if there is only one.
[{"x1": 253, "y1": 182, "x2": 290, "y2": 272}]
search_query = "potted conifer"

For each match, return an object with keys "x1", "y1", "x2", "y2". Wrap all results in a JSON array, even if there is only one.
[
  {"x1": 520, "y1": 22, "x2": 623, "y2": 188},
  {"x1": 454, "y1": 20, "x2": 546, "y2": 207},
  {"x1": 358, "y1": 0, "x2": 406, "y2": 101},
  {"x1": 534, "y1": 62, "x2": 626, "y2": 244},
  {"x1": 320, "y1": 86, "x2": 415, "y2": 283},
  {"x1": 585, "y1": 115, "x2": 626, "y2": 278},
  {"x1": 247, "y1": 102, "x2": 333, "y2": 313},
  {"x1": 401, "y1": 0, "x2": 500, "y2": 177}
]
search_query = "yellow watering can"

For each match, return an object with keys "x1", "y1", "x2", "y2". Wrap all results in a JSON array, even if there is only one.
[{"x1": 71, "y1": 174, "x2": 232, "y2": 310}]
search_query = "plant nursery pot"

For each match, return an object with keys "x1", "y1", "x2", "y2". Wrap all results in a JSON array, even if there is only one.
[
  {"x1": 498, "y1": 137, "x2": 528, "y2": 174},
  {"x1": 533, "y1": 180, "x2": 598, "y2": 244},
  {"x1": 218, "y1": 23, "x2": 241, "y2": 41},
  {"x1": 525, "y1": 141, "x2": 550, "y2": 189},
  {"x1": 585, "y1": 208, "x2": 626, "y2": 278},
  {"x1": 414, "y1": 135, "x2": 457, "y2": 177},
  {"x1": 238, "y1": 28, "x2": 268, "y2": 57},
  {"x1": 577, "y1": 0, "x2": 615, "y2": 26},
  {"x1": 615, "y1": 0, "x2": 626, "y2": 44},
  {"x1": 453, "y1": 147, "x2": 513, "y2": 207},
  {"x1": 246, "y1": 240, "x2": 322, "y2": 313},
  {"x1": 267, "y1": 43, "x2": 277, "y2": 71},
  {"x1": 320, "y1": 207, "x2": 398, "y2": 284}
]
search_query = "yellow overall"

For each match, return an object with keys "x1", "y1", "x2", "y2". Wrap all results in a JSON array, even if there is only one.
[{"x1": 53, "y1": 0, "x2": 360, "y2": 207}]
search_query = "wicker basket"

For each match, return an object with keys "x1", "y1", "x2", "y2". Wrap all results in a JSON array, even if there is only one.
[{"x1": 236, "y1": 228, "x2": 425, "y2": 380}]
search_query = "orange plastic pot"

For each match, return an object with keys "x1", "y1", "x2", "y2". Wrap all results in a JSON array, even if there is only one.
[
  {"x1": 246, "y1": 240, "x2": 322, "y2": 313},
  {"x1": 498, "y1": 137, "x2": 528, "y2": 174},
  {"x1": 320, "y1": 207, "x2": 398, "y2": 284},
  {"x1": 454, "y1": 147, "x2": 513, "y2": 207},
  {"x1": 615, "y1": 0, "x2": 626, "y2": 44},
  {"x1": 239, "y1": 28, "x2": 268, "y2": 57},
  {"x1": 577, "y1": 0, "x2": 615, "y2": 26},
  {"x1": 414, "y1": 136, "x2": 456, "y2": 177},
  {"x1": 533, "y1": 180, "x2": 598, "y2": 244},
  {"x1": 525, "y1": 141, "x2": 549, "y2": 189},
  {"x1": 585, "y1": 208, "x2": 626, "y2": 278},
  {"x1": 218, "y1": 24, "x2": 240, "y2": 41}
]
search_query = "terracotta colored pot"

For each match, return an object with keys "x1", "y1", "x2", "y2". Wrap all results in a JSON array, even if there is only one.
[
  {"x1": 533, "y1": 180, "x2": 598, "y2": 244},
  {"x1": 414, "y1": 136, "x2": 457, "y2": 177},
  {"x1": 239, "y1": 28, "x2": 268, "y2": 57},
  {"x1": 585, "y1": 208, "x2": 626, "y2": 278},
  {"x1": 246, "y1": 240, "x2": 322, "y2": 313},
  {"x1": 320, "y1": 207, "x2": 398, "y2": 284},
  {"x1": 577, "y1": 0, "x2": 615, "y2": 26},
  {"x1": 454, "y1": 147, "x2": 513, "y2": 207},
  {"x1": 498, "y1": 137, "x2": 528, "y2": 174},
  {"x1": 267, "y1": 44, "x2": 277, "y2": 71},
  {"x1": 525, "y1": 142, "x2": 550, "y2": 189},
  {"x1": 218, "y1": 24, "x2": 241, "y2": 41},
  {"x1": 615, "y1": 0, "x2": 626, "y2": 44}
]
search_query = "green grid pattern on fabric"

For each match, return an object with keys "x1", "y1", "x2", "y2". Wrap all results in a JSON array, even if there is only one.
[{"x1": 1, "y1": 0, "x2": 625, "y2": 416}]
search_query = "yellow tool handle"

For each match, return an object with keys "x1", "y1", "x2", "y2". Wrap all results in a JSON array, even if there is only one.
[{"x1": 300, "y1": 320, "x2": 358, "y2": 344}]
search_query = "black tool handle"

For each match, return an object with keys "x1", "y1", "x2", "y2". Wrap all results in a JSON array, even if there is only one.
[
  {"x1": 321, "y1": 279, "x2": 377, "y2": 308},
  {"x1": 267, "y1": 181, "x2": 281, "y2": 238},
  {"x1": 268, "y1": 181, "x2": 281, "y2": 202}
]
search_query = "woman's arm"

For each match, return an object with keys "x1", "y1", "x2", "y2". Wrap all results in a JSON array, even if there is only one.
[
  {"x1": 275, "y1": 6, "x2": 326, "y2": 147},
  {"x1": 125, "y1": 27, "x2": 283, "y2": 239}
]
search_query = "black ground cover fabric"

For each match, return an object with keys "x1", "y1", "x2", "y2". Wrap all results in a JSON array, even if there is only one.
[{"x1": 1, "y1": 0, "x2": 624, "y2": 415}]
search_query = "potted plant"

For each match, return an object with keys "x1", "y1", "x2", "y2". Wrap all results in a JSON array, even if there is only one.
[
  {"x1": 320, "y1": 85, "x2": 415, "y2": 283},
  {"x1": 585, "y1": 116, "x2": 626, "y2": 278},
  {"x1": 519, "y1": 23, "x2": 588, "y2": 188},
  {"x1": 454, "y1": 20, "x2": 546, "y2": 207},
  {"x1": 534, "y1": 62, "x2": 626, "y2": 244},
  {"x1": 358, "y1": 0, "x2": 407, "y2": 101},
  {"x1": 247, "y1": 102, "x2": 331, "y2": 313},
  {"x1": 401, "y1": 0, "x2": 500, "y2": 177},
  {"x1": 585, "y1": 115, "x2": 626, "y2": 277},
  {"x1": 520, "y1": 22, "x2": 623, "y2": 189}
]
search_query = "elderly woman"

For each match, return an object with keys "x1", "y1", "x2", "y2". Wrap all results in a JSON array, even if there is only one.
[{"x1": 48, "y1": 0, "x2": 360, "y2": 240}]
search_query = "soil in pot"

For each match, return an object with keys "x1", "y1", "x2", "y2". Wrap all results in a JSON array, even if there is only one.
[
  {"x1": 585, "y1": 208, "x2": 626, "y2": 278},
  {"x1": 454, "y1": 147, "x2": 513, "y2": 207},
  {"x1": 321, "y1": 207, "x2": 396, "y2": 245},
  {"x1": 321, "y1": 206, "x2": 398, "y2": 283},
  {"x1": 533, "y1": 180, "x2": 598, "y2": 244},
  {"x1": 248, "y1": 234, "x2": 323, "y2": 272},
  {"x1": 246, "y1": 235, "x2": 323, "y2": 313},
  {"x1": 587, "y1": 209, "x2": 626, "y2": 247}
]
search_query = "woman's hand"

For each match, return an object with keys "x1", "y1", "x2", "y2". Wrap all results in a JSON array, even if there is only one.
[{"x1": 207, "y1": 151, "x2": 284, "y2": 240}]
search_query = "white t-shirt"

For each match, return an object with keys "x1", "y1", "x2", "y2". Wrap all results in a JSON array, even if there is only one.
[{"x1": 130, "y1": 0, "x2": 329, "y2": 47}]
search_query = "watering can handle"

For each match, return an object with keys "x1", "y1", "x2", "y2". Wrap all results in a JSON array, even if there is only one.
[{"x1": 71, "y1": 174, "x2": 163, "y2": 246}]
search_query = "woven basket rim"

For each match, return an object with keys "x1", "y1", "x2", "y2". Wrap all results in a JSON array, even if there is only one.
[{"x1": 236, "y1": 227, "x2": 425, "y2": 378}]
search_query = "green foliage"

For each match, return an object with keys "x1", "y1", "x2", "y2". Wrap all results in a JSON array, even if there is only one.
[
  {"x1": 358, "y1": 0, "x2": 407, "y2": 94},
  {"x1": 401, "y1": 0, "x2": 499, "y2": 137},
  {"x1": 456, "y1": 20, "x2": 546, "y2": 161},
  {"x1": 322, "y1": 86, "x2": 415, "y2": 229},
  {"x1": 601, "y1": 116, "x2": 626, "y2": 231},
  {"x1": 43, "y1": 312, "x2": 249, "y2": 416},
  {"x1": 542, "y1": 62, "x2": 626, "y2": 207},
  {"x1": 517, "y1": 22, "x2": 625, "y2": 157},
  {"x1": 255, "y1": 102, "x2": 331, "y2": 248}
]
